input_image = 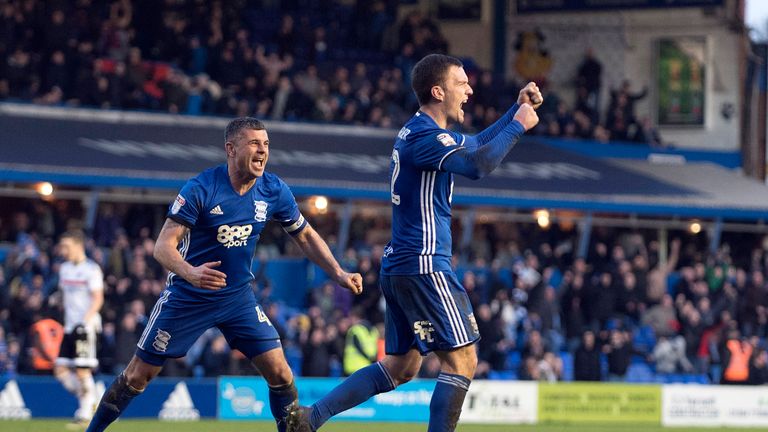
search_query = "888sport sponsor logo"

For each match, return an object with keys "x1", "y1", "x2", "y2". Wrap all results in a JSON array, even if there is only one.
[{"x1": 217, "y1": 224, "x2": 252, "y2": 248}]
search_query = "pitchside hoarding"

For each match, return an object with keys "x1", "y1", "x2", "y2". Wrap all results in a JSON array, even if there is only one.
[
  {"x1": 220, "y1": 377, "x2": 539, "y2": 424},
  {"x1": 538, "y1": 383, "x2": 661, "y2": 424},
  {"x1": 0, "y1": 377, "x2": 216, "y2": 419},
  {"x1": 459, "y1": 381, "x2": 538, "y2": 424},
  {"x1": 219, "y1": 377, "x2": 434, "y2": 422},
  {"x1": 662, "y1": 385, "x2": 768, "y2": 427}
]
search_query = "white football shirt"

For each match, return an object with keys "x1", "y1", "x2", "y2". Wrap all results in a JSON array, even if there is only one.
[{"x1": 59, "y1": 259, "x2": 104, "y2": 332}]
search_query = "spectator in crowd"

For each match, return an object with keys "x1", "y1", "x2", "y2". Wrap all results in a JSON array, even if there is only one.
[
  {"x1": 652, "y1": 335, "x2": 693, "y2": 374},
  {"x1": 643, "y1": 294, "x2": 679, "y2": 338},
  {"x1": 573, "y1": 330, "x2": 602, "y2": 381},
  {"x1": 721, "y1": 329, "x2": 753, "y2": 384},
  {"x1": 575, "y1": 48, "x2": 602, "y2": 120},
  {"x1": 748, "y1": 347, "x2": 768, "y2": 385},
  {"x1": 27, "y1": 311, "x2": 64, "y2": 375},
  {"x1": 302, "y1": 326, "x2": 334, "y2": 377},
  {"x1": 342, "y1": 308, "x2": 379, "y2": 376},
  {"x1": 475, "y1": 303, "x2": 510, "y2": 371},
  {"x1": 603, "y1": 328, "x2": 633, "y2": 381}
]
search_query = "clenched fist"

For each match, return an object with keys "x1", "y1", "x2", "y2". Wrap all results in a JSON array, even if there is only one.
[
  {"x1": 336, "y1": 271, "x2": 363, "y2": 295},
  {"x1": 513, "y1": 103, "x2": 539, "y2": 131},
  {"x1": 518, "y1": 81, "x2": 543, "y2": 110}
]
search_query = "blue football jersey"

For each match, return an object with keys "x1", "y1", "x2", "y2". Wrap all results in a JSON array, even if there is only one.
[
  {"x1": 166, "y1": 164, "x2": 305, "y2": 297},
  {"x1": 381, "y1": 111, "x2": 467, "y2": 275}
]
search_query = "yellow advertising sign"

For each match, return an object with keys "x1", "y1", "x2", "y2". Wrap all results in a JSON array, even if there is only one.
[{"x1": 538, "y1": 383, "x2": 661, "y2": 424}]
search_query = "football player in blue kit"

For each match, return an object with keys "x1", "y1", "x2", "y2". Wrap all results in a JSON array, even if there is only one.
[
  {"x1": 86, "y1": 118, "x2": 363, "y2": 432},
  {"x1": 288, "y1": 54, "x2": 540, "y2": 431}
]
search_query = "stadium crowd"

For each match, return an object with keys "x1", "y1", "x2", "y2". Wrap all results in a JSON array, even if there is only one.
[
  {"x1": 1, "y1": 198, "x2": 766, "y2": 386},
  {"x1": 0, "y1": 0, "x2": 661, "y2": 144}
]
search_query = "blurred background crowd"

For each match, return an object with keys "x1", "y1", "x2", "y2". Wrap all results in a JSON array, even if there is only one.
[
  {"x1": 1, "y1": 198, "x2": 766, "y2": 385},
  {"x1": 0, "y1": 0, "x2": 661, "y2": 144}
]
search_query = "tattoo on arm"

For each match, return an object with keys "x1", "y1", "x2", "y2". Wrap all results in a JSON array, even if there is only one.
[{"x1": 162, "y1": 218, "x2": 190, "y2": 243}]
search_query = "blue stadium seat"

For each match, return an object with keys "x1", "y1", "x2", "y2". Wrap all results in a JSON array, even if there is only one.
[
  {"x1": 626, "y1": 363, "x2": 655, "y2": 383},
  {"x1": 329, "y1": 360, "x2": 342, "y2": 378},
  {"x1": 667, "y1": 272, "x2": 681, "y2": 295},
  {"x1": 506, "y1": 350, "x2": 522, "y2": 371},
  {"x1": 488, "y1": 370, "x2": 517, "y2": 380},
  {"x1": 691, "y1": 374, "x2": 711, "y2": 384},
  {"x1": 285, "y1": 346, "x2": 303, "y2": 376},
  {"x1": 560, "y1": 351, "x2": 574, "y2": 382},
  {"x1": 632, "y1": 325, "x2": 656, "y2": 353}
]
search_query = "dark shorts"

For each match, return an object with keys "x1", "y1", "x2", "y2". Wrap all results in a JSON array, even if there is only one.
[
  {"x1": 136, "y1": 287, "x2": 281, "y2": 366},
  {"x1": 380, "y1": 271, "x2": 480, "y2": 355},
  {"x1": 56, "y1": 325, "x2": 99, "y2": 368}
]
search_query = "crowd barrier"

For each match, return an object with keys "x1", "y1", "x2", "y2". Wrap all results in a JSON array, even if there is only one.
[
  {"x1": 0, "y1": 376, "x2": 216, "y2": 419},
  {"x1": 2, "y1": 375, "x2": 767, "y2": 427}
]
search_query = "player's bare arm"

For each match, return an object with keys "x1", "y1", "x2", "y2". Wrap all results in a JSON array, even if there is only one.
[
  {"x1": 83, "y1": 289, "x2": 104, "y2": 325},
  {"x1": 153, "y1": 218, "x2": 227, "y2": 290},
  {"x1": 291, "y1": 224, "x2": 363, "y2": 295}
]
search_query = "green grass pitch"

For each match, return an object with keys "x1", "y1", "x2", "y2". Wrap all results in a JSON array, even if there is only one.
[{"x1": 0, "y1": 421, "x2": 763, "y2": 432}]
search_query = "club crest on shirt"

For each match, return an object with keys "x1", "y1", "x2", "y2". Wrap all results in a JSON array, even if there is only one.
[
  {"x1": 254, "y1": 200, "x2": 268, "y2": 222},
  {"x1": 171, "y1": 195, "x2": 186, "y2": 214},
  {"x1": 436, "y1": 133, "x2": 457, "y2": 146}
]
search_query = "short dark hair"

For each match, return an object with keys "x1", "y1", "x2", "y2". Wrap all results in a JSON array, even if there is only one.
[
  {"x1": 225, "y1": 117, "x2": 266, "y2": 143},
  {"x1": 60, "y1": 230, "x2": 85, "y2": 245},
  {"x1": 411, "y1": 54, "x2": 463, "y2": 106}
]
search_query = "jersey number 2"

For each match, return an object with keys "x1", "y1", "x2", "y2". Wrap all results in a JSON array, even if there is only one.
[{"x1": 391, "y1": 149, "x2": 401, "y2": 205}]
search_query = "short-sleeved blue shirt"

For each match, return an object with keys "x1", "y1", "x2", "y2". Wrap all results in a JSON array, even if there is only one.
[{"x1": 167, "y1": 164, "x2": 305, "y2": 298}]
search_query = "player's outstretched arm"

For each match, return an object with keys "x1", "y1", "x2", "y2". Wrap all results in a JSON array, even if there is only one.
[
  {"x1": 443, "y1": 103, "x2": 539, "y2": 180},
  {"x1": 290, "y1": 225, "x2": 363, "y2": 295},
  {"x1": 153, "y1": 218, "x2": 227, "y2": 290}
]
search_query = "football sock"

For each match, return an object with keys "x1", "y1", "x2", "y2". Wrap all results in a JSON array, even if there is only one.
[
  {"x1": 57, "y1": 370, "x2": 81, "y2": 395},
  {"x1": 85, "y1": 373, "x2": 142, "y2": 432},
  {"x1": 77, "y1": 373, "x2": 97, "y2": 420},
  {"x1": 310, "y1": 362, "x2": 396, "y2": 430},
  {"x1": 269, "y1": 380, "x2": 298, "y2": 432},
  {"x1": 427, "y1": 372, "x2": 471, "y2": 432}
]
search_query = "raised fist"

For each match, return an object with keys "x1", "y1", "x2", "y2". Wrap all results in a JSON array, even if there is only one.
[
  {"x1": 518, "y1": 82, "x2": 543, "y2": 110},
  {"x1": 513, "y1": 103, "x2": 539, "y2": 131}
]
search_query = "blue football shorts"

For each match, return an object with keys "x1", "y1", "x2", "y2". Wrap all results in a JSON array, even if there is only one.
[
  {"x1": 379, "y1": 271, "x2": 480, "y2": 355},
  {"x1": 136, "y1": 287, "x2": 280, "y2": 366}
]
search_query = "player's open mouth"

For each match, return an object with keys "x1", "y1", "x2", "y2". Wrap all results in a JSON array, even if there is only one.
[
  {"x1": 253, "y1": 158, "x2": 264, "y2": 167},
  {"x1": 460, "y1": 100, "x2": 467, "y2": 114}
]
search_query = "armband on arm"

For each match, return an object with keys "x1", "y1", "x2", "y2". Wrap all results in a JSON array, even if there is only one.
[{"x1": 281, "y1": 214, "x2": 308, "y2": 235}]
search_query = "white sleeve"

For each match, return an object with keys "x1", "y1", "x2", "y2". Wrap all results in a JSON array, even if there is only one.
[{"x1": 89, "y1": 264, "x2": 104, "y2": 293}]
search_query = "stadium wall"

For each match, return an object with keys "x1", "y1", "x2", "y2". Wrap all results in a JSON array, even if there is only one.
[
  {"x1": 4, "y1": 376, "x2": 768, "y2": 427},
  {"x1": 507, "y1": 4, "x2": 742, "y2": 151},
  {"x1": 438, "y1": 0, "x2": 494, "y2": 69}
]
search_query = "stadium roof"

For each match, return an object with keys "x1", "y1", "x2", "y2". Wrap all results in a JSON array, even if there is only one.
[{"x1": 1, "y1": 103, "x2": 767, "y2": 220}]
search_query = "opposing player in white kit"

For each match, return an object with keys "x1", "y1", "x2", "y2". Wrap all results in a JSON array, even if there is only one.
[{"x1": 54, "y1": 230, "x2": 104, "y2": 425}]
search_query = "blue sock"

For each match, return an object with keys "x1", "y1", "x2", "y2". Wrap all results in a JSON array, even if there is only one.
[
  {"x1": 85, "y1": 374, "x2": 142, "y2": 432},
  {"x1": 269, "y1": 381, "x2": 298, "y2": 432},
  {"x1": 427, "y1": 372, "x2": 471, "y2": 432},
  {"x1": 310, "y1": 362, "x2": 396, "y2": 430}
]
